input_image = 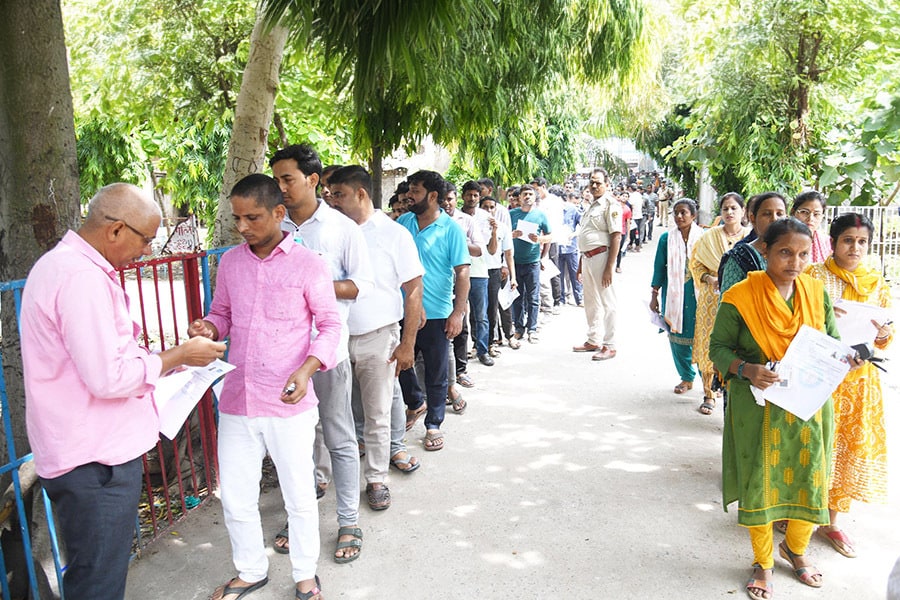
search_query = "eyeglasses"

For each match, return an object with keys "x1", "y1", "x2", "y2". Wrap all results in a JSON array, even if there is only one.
[
  {"x1": 589, "y1": 180, "x2": 605, "y2": 186},
  {"x1": 795, "y1": 208, "x2": 824, "y2": 219},
  {"x1": 105, "y1": 215, "x2": 156, "y2": 246}
]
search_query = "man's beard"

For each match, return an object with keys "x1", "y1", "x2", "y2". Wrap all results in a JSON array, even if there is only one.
[{"x1": 409, "y1": 200, "x2": 428, "y2": 215}]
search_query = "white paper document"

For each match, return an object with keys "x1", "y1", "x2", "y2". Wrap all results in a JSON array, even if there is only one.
[
  {"x1": 155, "y1": 359, "x2": 235, "y2": 439},
  {"x1": 833, "y1": 298, "x2": 891, "y2": 347},
  {"x1": 750, "y1": 325, "x2": 852, "y2": 421},
  {"x1": 647, "y1": 303, "x2": 669, "y2": 332},
  {"x1": 498, "y1": 278, "x2": 520, "y2": 310},
  {"x1": 514, "y1": 220, "x2": 539, "y2": 243},
  {"x1": 539, "y1": 257, "x2": 560, "y2": 285}
]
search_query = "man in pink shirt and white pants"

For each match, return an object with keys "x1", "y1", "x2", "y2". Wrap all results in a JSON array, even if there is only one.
[
  {"x1": 20, "y1": 183, "x2": 226, "y2": 600},
  {"x1": 190, "y1": 174, "x2": 340, "y2": 600}
]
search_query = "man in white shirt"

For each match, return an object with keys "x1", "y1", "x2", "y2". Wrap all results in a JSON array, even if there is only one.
[
  {"x1": 532, "y1": 177, "x2": 565, "y2": 311},
  {"x1": 461, "y1": 181, "x2": 498, "y2": 366},
  {"x1": 479, "y1": 195, "x2": 516, "y2": 351},
  {"x1": 327, "y1": 166, "x2": 424, "y2": 511},
  {"x1": 442, "y1": 184, "x2": 484, "y2": 390},
  {"x1": 271, "y1": 144, "x2": 375, "y2": 564},
  {"x1": 628, "y1": 183, "x2": 644, "y2": 252}
]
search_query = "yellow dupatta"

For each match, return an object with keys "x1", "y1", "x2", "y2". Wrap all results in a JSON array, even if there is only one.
[
  {"x1": 721, "y1": 271, "x2": 825, "y2": 361},
  {"x1": 692, "y1": 225, "x2": 751, "y2": 273},
  {"x1": 823, "y1": 256, "x2": 880, "y2": 302}
]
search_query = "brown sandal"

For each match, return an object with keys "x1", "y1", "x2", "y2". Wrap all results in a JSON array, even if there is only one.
[
  {"x1": 674, "y1": 381, "x2": 693, "y2": 394},
  {"x1": 405, "y1": 403, "x2": 426, "y2": 431}
]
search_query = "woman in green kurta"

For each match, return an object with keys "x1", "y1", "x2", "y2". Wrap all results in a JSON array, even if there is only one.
[
  {"x1": 650, "y1": 199, "x2": 703, "y2": 394},
  {"x1": 710, "y1": 218, "x2": 862, "y2": 599}
]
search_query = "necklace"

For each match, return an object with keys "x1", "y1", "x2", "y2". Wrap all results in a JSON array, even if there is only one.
[{"x1": 723, "y1": 226, "x2": 743, "y2": 247}]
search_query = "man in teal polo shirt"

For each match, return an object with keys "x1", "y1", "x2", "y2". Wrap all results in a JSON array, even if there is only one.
[
  {"x1": 509, "y1": 184, "x2": 551, "y2": 347},
  {"x1": 396, "y1": 170, "x2": 470, "y2": 452}
]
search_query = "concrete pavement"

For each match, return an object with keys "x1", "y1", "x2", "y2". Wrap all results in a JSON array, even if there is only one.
[{"x1": 125, "y1": 232, "x2": 900, "y2": 600}]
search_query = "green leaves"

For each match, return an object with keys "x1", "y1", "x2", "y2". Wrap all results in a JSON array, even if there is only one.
[
  {"x1": 264, "y1": 0, "x2": 644, "y2": 181},
  {"x1": 644, "y1": 0, "x2": 900, "y2": 200}
]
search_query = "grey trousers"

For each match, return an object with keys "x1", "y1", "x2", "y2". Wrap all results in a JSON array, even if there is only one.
[{"x1": 312, "y1": 358, "x2": 360, "y2": 527}]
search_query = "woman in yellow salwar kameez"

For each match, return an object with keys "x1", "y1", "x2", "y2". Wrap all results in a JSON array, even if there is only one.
[
  {"x1": 806, "y1": 212, "x2": 893, "y2": 559},
  {"x1": 710, "y1": 218, "x2": 863, "y2": 599},
  {"x1": 689, "y1": 192, "x2": 750, "y2": 414}
]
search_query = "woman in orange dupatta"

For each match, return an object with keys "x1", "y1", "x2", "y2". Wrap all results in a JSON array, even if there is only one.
[
  {"x1": 710, "y1": 218, "x2": 862, "y2": 599},
  {"x1": 806, "y1": 213, "x2": 893, "y2": 559}
]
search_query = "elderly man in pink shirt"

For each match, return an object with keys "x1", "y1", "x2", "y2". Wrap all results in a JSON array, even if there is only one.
[
  {"x1": 189, "y1": 174, "x2": 340, "y2": 600},
  {"x1": 20, "y1": 183, "x2": 226, "y2": 600}
]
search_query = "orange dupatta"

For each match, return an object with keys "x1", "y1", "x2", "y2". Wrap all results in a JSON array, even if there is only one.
[
  {"x1": 823, "y1": 256, "x2": 880, "y2": 302},
  {"x1": 720, "y1": 271, "x2": 825, "y2": 362}
]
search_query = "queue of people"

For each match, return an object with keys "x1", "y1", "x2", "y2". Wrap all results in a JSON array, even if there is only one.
[
  {"x1": 15, "y1": 151, "x2": 895, "y2": 600},
  {"x1": 646, "y1": 186, "x2": 893, "y2": 600}
]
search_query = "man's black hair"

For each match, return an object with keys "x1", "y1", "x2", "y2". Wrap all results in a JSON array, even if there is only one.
[
  {"x1": 328, "y1": 165, "x2": 373, "y2": 198},
  {"x1": 269, "y1": 143, "x2": 323, "y2": 178},
  {"x1": 229, "y1": 173, "x2": 284, "y2": 210}
]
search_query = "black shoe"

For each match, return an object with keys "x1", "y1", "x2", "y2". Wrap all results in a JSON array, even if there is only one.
[{"x1": 477, "y1": 353, "x2": 495, "y2": 366}]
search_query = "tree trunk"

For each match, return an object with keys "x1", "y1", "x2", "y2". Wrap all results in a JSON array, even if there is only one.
[
  {"x1": 0, "y1": 3, "x2": 80, "y2": 596},
  {"x1": 371, "y1": 145, "x2": 384, "y2": 209},
  {"x1": 0, "y1": 0, "x2": 81, "y2": 469},
  {"x1": 212, "y1": 13, "x2": 288, "y2": 249}
]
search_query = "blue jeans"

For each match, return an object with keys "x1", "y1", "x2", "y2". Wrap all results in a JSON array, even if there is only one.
[
  {"x1": 512, "y1": 261, "x2": 541, "y2": 335},
  {"x1": 558, "y1": 251, "x2": 583, "y2": 304},
  {"x1": 41, "y1": 458, "x2": 143, "y2": 600},
  {"x1": 398, "y1": 318, "x2": 449, "y2": 430},
  {"x1": 468, "y1": 277, "x2": 489, "y2": 355}
]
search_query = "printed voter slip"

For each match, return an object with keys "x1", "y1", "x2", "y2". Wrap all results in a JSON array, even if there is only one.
[{"x1": 750, "y1": 325, "x2": 852, "y2": 420}]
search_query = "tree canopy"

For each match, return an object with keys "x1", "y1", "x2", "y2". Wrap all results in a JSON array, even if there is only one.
[
  {"x1": 635, "y1": 0, "x2": 900, "y2": 202},
  {"x1": 263, "y1": 0, "x2": 646, "y2": 196}
]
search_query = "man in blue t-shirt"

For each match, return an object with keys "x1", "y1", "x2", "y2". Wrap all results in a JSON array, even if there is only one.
[
  {"x1": 508, "y1": 184, "x2": 551, "y2": 347},
  {"x1": 396, "y1": 170, "x2": 470, "y2": 452}
]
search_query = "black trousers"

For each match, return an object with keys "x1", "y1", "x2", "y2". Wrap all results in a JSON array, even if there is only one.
[{"x1": 41, "y1": 458, "x2": 143, "y2": 600}]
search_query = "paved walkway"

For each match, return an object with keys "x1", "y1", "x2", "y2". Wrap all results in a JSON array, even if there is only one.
[{"x1": 126, "y1": 233, "x2": 900, "y2": 599}]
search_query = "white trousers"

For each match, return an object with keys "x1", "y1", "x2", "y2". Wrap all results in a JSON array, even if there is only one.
[
  {"x1": 582, "y1": 252, "x2": 617, "y2": 347},
  {"x1": 218, "y1": 411, "x2": 319, "y2": 583}
]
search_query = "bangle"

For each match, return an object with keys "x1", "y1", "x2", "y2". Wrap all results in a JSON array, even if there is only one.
[{"x1": 737, "y1": 361, "x2": 748, "y2": 379}]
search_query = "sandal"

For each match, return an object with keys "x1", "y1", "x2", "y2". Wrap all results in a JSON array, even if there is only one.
[
  {"x1": 457, "y1": 372, "x2": 475, "y2": 388},
  {"x1": 424, "y1": 429, "x2": 444, "y2": 451},
  {"x1": 746, "y1": 564, "x2": 773, "y2": 600},
  {"x1": 365, "y1": 483, "x2": 391, "y2": 510},
  {"x1": 212, "y1": 576, "x2": 268, "y2": 600},
  {"x1": 390, "y1": 451, "x2": 420, "y2": 473},
  {"x1": 698, "y1": 398, "x2": 715, "y2": 415},
  {"x1": 774, "y1": 520, "x2": 788, "y2": 535},
  {"x1": 273, "y1": 522, "x2": 289, "y2": 554},
  {"x1": 334, "y1": 526, "x2": 363, "y2": 564},
  {"x1": 450, "y1": 390, "x2": 467, "y2": 414},
  {"x1": 778, "y1": 540, "x2": 823, "y2": 588},
  {"x1": 295, "y1": 575, "x2": 322, "y2": 600},
  {"x1": 816, "y1": 526, "x2": 857, "y2": 558},
  {"x1": 674, "y1": 381, "x2": 693, "y2": 394},
  {"x1": 405, "y1": 403, "x2": 426, "y2": 431}
]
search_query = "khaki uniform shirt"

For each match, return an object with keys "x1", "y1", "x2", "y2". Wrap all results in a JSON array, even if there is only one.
[{"x1": 577, "y1": 193, "x2": 621, "y2": 252}]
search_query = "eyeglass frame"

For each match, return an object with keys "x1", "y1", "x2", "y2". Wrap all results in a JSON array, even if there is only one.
[
  {"x1": 104, "y1": 215, "x2": 156, "y2": 246},
  {"x1": 794, "y1": 208, "x2": 824, "y2": 219}
]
